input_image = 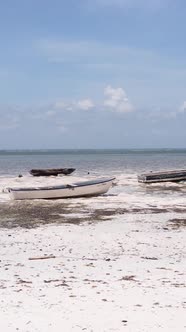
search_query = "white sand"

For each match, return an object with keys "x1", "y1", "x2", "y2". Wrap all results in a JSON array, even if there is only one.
[{"x1": 0, "y1": 215, "x2": 185, "y2": 332}]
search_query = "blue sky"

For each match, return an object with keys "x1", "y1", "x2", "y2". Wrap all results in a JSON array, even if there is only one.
[{"x1": 0, "y1": 0, "x2": 186, "y2": 149}]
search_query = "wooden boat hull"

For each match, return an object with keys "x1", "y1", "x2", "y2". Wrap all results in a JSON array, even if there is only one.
[
  {"x1": 30, "y1": 168, "x2": 75, "y2": 176},
  {"x1": 138, "y1": 169, "x2": 186, "y2": 183},
  {"x1": 7, "y1": 177, "x2": 115, "y2": 200}
]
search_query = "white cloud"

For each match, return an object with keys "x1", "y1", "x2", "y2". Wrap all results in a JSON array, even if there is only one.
[
  {"x1": 179, "y1": 101, "x2": 186, "y2": 113},
  {"x1": 45, "y1": 110, "x2": 57, "y2": 117},
  {"x1": 36, "y1": 39, "x2": 155, "y2": 65},
  {"x1": 37, "y1": 40, "x2": 101, "y2": 62},
  {"x1": 87, "y1": 0, "x2": 169, "y2": 11},
  {"x1": 53, "y1": 98, "x2": 94, "y2": 112},
  {"x1": 0, "y1": 120, "x2": 19, "y2": 130},
  {"x1": 76, "y1": 99, "x2": 94, "y2": 111},
  {"x1": 57, "y1": 124, "x2": 67, "y2": 132},
  {"x1": 54, "y1": 101, "x2": 67, "y2": 110},
  {"x1": 104, "y1": 85, "x2": 134, "y2": 113}
]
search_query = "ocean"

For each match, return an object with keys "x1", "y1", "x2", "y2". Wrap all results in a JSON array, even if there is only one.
[{"x1": 0, "y1": 149, "x2": 186, "y2": 228}]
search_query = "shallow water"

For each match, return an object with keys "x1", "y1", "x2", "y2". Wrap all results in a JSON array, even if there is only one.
[{"x1": 0, "y1": 149, "x2": 186, "y2": 228}]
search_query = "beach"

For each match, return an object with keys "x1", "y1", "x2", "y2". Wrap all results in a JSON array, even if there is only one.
[
  {"x1": 0, "y1": 212, "x2": 185, "y2": 332},
  {"x1": 0, "y1": 150, "x2": 186, "y2": 331}
]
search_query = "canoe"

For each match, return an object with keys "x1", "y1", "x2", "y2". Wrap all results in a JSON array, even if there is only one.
[
  {"x1": 7, "y1": 177, "x2": 115, "y2": 200},
  {"x1": 138, "y1": 169, "x2": 186, "y2": 183},
  {"x1": 30, "y1": 168, "x2": 75, "y2": 176}
]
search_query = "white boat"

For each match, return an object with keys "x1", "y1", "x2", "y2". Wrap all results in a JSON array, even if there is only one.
[{"x1": 7, "y1": 177, "x2": 115, "y2": 200}]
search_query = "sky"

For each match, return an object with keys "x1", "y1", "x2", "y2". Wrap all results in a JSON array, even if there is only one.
[{"x1": 0, "y1": 0, "x2": 186, "y2": 149}]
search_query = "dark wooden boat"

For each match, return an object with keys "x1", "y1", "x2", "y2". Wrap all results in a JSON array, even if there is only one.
[
  {"x1": 138, "y1": 169, "x2": 186, "y2": 183},
  {"x1": 30, "y1": 168, "x2": 75, "y2": 177}
]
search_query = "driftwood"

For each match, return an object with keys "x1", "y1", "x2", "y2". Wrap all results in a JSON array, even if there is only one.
[
  {"x1": 28, "y1": 255, "x2": 56, "y2": 260},
  {"x1": 30, "y1": 168, "x2": 75, "y2": 177}
]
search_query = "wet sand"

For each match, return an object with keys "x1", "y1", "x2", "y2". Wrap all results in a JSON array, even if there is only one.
[{"x1": 0, "y1": 199, "x2": 186, "y2": 229}]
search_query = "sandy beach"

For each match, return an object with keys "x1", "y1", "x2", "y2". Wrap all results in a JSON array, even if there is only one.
[
  {"x1": 0, "y1": 158, "x2": 186, "y2": 332},
  {"x1": 0, "y1": 208, "x2": 185, "y2": 332}
]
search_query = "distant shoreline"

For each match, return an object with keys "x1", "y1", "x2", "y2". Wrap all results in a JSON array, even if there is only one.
[{"x1": 0, "y1": 148, "x2": 186, "y2": 155}]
